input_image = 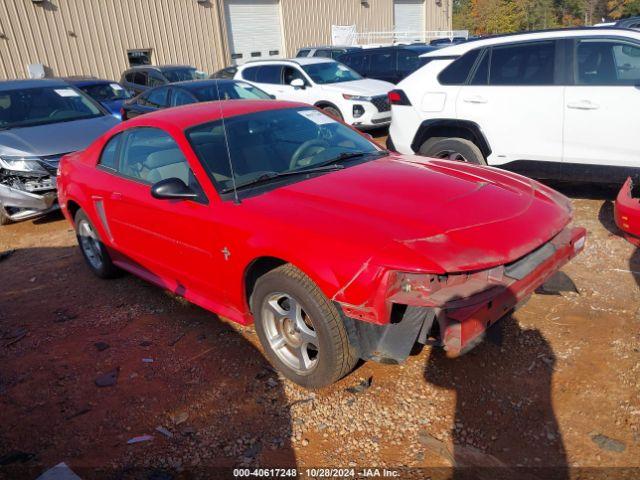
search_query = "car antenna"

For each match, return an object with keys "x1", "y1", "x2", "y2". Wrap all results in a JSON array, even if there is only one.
[{"x1": 213, "y1": 78, "x2": 241, "y2": 204}]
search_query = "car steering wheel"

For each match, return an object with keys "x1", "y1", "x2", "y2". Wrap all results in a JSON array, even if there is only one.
[{"x1": 289, "y1": 140, "x2": 328, "y2": 169}]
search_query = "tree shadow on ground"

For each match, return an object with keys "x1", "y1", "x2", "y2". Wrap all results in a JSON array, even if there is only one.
[
  {"x1": 423, "y1": 312, "x2": 568, "y2": 480},
  {"x1": 0, "y1": 246, "x2": 296, "y2": 478}
]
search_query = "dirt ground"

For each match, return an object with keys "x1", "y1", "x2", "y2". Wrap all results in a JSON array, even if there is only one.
[{"x1": 1, "y1": 154, "x2": 639, "y2": 478}]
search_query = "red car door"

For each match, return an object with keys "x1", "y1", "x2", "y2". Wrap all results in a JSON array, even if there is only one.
[{"x1": 101, "y1": 127, "x2": 223, "y2": 304}]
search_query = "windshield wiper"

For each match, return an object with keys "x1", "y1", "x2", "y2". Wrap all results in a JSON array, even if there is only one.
[
  {"x1": 221, "y1": 164, "x2": 344, "y2": 194},
  {"x1": 312, "y1": 149, "x2": 388, "y2": 169}
]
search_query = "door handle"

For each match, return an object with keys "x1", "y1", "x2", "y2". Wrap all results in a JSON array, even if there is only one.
[
  {"x1": 111, "y1": 192, "x2": 122, "y2": 200},
  {"x1": 463, "y1": 95, "x2": 488, "y2": 104},
  {"x1": 567, "y1": 100, "x2": 599, "y2": 110}
]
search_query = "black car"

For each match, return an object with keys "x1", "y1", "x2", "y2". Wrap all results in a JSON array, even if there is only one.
[
  {"x1": 120, "y1": 65, "x2": 204, "y2": 95},
  {"x1": 210, "y1": 66, "x2": 238, "y2": 79},
  {"x1": 120, "y1": 79, "x2": 272, "y2": 120},
  {"x1": 296, "y1": 46, "x2": 361, "y2": 60},
  {"x1": 429, "y1": 36, "x2": 468, "y2": 46},
  {"x1": 337, "y1": 45, "x2": 438, "y2": 84},
  {"x1": 613, "y1": 16, "x2": 640, "y2": 29}
]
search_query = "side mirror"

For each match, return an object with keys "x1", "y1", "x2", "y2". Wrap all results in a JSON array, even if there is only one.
[
  {"x1": 150, "y1": 177, "x2": 199, "y2": 201},
  {"x1": 269, "y1": 94, "x2": 276, "y2": 99},
  {"x1": 290, "y1": 78, "x2": 305, "y2": 89}
]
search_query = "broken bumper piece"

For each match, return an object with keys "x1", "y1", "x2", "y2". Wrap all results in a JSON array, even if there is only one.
[
  {"x1": 0, "y1": 182, "x2": 58, "y2": 221},
  {"x1": 614, "y1": 176, "x2": 640, "y2": 247},
  {"x1": 340, "y1": 226, "x2": 587, "y2": 363}
]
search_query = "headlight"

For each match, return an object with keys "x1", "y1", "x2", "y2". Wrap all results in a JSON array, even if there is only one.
[
  {"x1": 0, "y1": 155, "x2": 47, "y2": 174},
  {"x1": 342, "y1": 93, "x2": 372, "y2": 102}
]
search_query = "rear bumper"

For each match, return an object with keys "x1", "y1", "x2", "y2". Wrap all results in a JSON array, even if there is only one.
[
  {"x1": 614, "y1": 176, "x2": 640, "y2": 246},
  {"x1": 341, "y1": 226, "x2": 586, "y2": 362}
]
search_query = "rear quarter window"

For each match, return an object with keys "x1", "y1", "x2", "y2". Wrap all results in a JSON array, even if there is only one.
[
  {"x1": 242, "y1": 66, "x2": 260, "y2": 82},
  {"x1": 99, "y1": 133, "x2": 121, "y2": 170},
  {"x1": 438, "y1": 49, "x2": 481, "y2": 85}
]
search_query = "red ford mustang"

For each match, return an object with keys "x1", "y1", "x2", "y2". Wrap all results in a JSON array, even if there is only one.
[{"x1": 58, "y1": 100, "x2": 586, "y2": 388}]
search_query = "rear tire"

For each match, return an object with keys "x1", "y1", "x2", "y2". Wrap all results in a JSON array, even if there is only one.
[
  {"x1": 419, "y1": 137, "x2": 487, "y2": 165},
  {"x1": 251, "y1": 264, "x2": 358, "y2": 389},
  {"x1": 0, "y1": 204, "x2": 13, "y2": 226},
  {"x1": 74, "y1": 209, "x2": 121, "y2": 279},
  {"x1": 321, "y1": 105, "x2": 343, "y2": 121}
]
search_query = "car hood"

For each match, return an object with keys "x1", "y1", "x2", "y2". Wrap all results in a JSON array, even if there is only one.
[
  {"x1": 0, "y1": 115, "x2": 119, "y2": 158},
  {"x1": 320, "y1": 78, "x2": 394, "y2": 97},
  {"x1": 247, "y1": 154, "x2": 572, "y2": 273}
]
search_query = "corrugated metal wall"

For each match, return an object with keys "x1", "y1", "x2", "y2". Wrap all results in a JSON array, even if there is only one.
[
  {"x1": 0, "y1": 0, "x2": 227, "y2": 80},
  {"x1": 280, "y1": 0, "x2": 394, "y2": 53},
  {"x1": 0, "y1": 0, "x2": 452, "y2": 80},
  {"x1": 280, "y1": 0, "x2": 452, "y2": 54}
]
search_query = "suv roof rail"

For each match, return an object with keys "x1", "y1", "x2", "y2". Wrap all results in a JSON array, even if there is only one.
[{"x1": 466, "y1": 25, "x2": 640, "y2": 43}]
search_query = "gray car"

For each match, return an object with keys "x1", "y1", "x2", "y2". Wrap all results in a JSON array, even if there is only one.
[{"x1": 0, "y1": 79, "x2": 119, "y2": 225}]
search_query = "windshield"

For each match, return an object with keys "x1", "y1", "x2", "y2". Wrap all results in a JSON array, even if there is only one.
[
  {"x1": 163, "y1": 68, "x2": 198, "y2": 82},
  {"x1": 186, "y1": 107, "x2": 380, "y2": 195},
  {"x1": 302, "y1": 62, "x2": 362, "y2": 84},
  {"x1": 79, "y1": 82, "x2": 132, "y2": 101},
  {"x1": 190, "y1": 81, "x2": 271, "y2": 101},
  {"x1": 0, "y1": 86, "x2": 103, "y2": 129}
]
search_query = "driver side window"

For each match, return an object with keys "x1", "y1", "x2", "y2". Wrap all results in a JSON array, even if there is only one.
[{"x1": 283, "y1": 66, "x2": 306, "y2": 85}]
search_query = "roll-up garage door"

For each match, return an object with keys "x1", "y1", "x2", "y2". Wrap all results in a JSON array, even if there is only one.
[
  {"x1": 394, "y1": 0, "x2": 425, "y2": 38},
  {"x1": 224, "y1": 0, "x2": 284, "y2": 65}
]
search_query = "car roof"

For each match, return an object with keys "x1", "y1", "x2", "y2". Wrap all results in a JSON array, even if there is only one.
[
  {"x1": 301, "y1": 45, "x2": 359, "y2": 50},
  {"x1": 123, "y1": 99, "x2": 307, "y2": 130},
  {"x1": 171, "y1": 79, "x2": 243, "y2": 89},
  {"x1": 422, "y1": 27, "x2": 640, "y2": 57},
  {"x1": 0, "y1": 78, "x2": 72, "y2": 90},
  {"x1": 240, "y1": 57, "x2": 335, "y2": 67},
  {"x1": 125, "y1": 65, "x2": 194, "y2": 72},
  {"x1": 64, "y1": 78, "x2": 119, "y2": 87},
  {"x1": 351, "y1": 44, "x2": 438, "y2": 53}
]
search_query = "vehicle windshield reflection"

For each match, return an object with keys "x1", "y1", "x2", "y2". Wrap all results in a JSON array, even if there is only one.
[{"x1": 186, "y1": 107, "x2": 381, "y2": 196}]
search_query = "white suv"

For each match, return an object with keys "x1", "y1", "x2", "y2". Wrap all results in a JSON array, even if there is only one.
[
  {"x1": 388, "y1": 28, "x2": 640, "y2": 183},
  {"x1": 235, "y1": 58, "x2": 394, "y2": 129}
]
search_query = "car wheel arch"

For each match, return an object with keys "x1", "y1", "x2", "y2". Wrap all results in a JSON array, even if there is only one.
[
  {"x1": 314, "y1": 101, "x2": 342, "y2": 114},
  {"x1": 243, "y1": 255, "x2": 343, "y2": 315},
  {"x1": 66, "y1": 199, "x2": 82, "y2": 224},
  {"x1": 411, "y1": 119, "x2": 492, "y2": 159},
  {"x1": 244, "y1": 256, "x2": 288, "y2": 312}
]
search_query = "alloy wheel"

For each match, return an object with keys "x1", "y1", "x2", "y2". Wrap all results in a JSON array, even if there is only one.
[
  {"x1": 78, "y1": 219, "x2": 103, "y2": 270},
  {"x1": 261, "y1": 292, "x2": 319, "y2": 375},
  {"x1": 434, "y1": 149, "x2": 468, "y2": 162}
]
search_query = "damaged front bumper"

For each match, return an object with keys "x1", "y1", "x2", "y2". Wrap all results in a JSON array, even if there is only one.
[
  {"x1": 0, "y1": 161, "x2": 59, "y2": 222},
  {"x1": 339, "y1": 226, "x2": 587, "y2": 363}
]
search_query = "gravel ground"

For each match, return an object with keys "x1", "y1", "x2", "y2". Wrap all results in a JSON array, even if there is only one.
[{"x1": 0, "y1": 155, "x2": 638, "y2": 478}]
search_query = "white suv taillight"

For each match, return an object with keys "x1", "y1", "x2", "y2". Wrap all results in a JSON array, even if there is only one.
[{"x1": 388, "y1": 89, "x2": 412, "y2": 106}]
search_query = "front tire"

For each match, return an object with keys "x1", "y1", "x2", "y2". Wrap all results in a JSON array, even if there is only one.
[
  {"x1": 74, "y1": 209, "x2": 121, "y2": 279},
  {"x1": 321, "y1": 105, "x2": 343, "y2": 121},
  {"x1": 419, "y1": 137, "x2": 487, "y2": 165},
  {"x1": 251, "y1": 264, "x2": 358, "y2": 389}
]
